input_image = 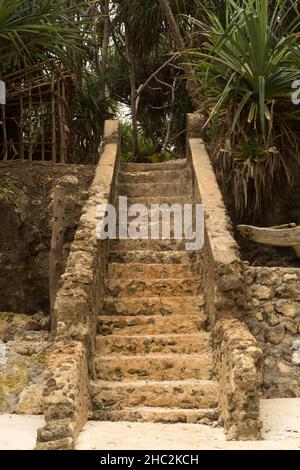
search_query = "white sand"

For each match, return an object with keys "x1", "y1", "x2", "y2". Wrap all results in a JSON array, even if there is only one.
[
  {"x1": 76, "y1": 398, "x2": 300, "y2": 450},
  {"x1": 0, "y1": 415, "x2": 44, "y2": 450},
  {"x1": 1, "y1": 399, "x2": 300, "y2": 450}
]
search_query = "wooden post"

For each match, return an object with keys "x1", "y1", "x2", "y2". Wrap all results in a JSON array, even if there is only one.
[
  {"x1": 1, "y1": 104, "x2": 8, "y2": 161},
  {"x1": 49, "y1": 186, "x2": 65, "y2": 332}
]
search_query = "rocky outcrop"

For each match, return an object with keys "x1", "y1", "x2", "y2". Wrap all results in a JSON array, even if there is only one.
[
  {"x1": 0, "y1": 313, "x2": 51, "y2": 414},
  {"x1": 0, "y1": 164, "x2": 94, "y2": 314}
]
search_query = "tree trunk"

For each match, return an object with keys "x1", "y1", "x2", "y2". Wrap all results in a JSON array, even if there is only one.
[
  {"x1": 99, "y1": 0, "x2": 111, "y2": 101},
  {"x1": 125, "y1": 33, "x2": 139, "y2": 160},
  {"x1": 129, "y1": 62, "x2": 139, "y2": 160},
  {"x1": 159, "y1": 0, "x2": 200, "y2": 108}
]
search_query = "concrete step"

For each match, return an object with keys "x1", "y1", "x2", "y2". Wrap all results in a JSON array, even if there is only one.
[
  {"x1": 107, "y1": 263, "x2": 194, "y2": 280},
  {"x1": 91, "y1": 406, "x2": 219, "y2": 423},
  {"x1": 91, "y1": 379, "x2": 219, "y2": 410},
  {"x1": 98, "y1": 314, "x2": 205, "y2": 336},
  {"x1": 109, "y1": 250, "x2": 195, "y2": 264},
  {"x1": 118, "y1": 182, "x2": 192, "y2": 198},
  {"x1": 119, "y1": 169, "x2": 191, "y2": 185},
  {"x1": 103, "y1": 295, "x2": 205, "y2": 317},
  {"x1": 106, "y1": 278, "x2": 201, "y2": 297},
  {"x1": 95, "y1": 354, "x2": 213, "y2": 381},
  {"x1": 121, "y1": 160, "x2": 187, "y2": 172},
  {"x1": 109, "y1": 239, "x2": 190, "y2": 251},
  {"x1": 95, "y1": 332, "x2": 210, "y2": 355}
]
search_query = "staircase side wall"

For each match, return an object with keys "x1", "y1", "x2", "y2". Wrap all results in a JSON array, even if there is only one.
[
  {"x1": 245, "y1": 266, "x2": 300, "y2": 398},
  {"x1": 35, "y1": 121, "x2": 120, "y2": 450},
  {"x1": 187, "y1": 114, "x2": 263, "y2": 440}
]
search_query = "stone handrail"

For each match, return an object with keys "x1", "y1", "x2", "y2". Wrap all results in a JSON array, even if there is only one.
[
  {"x1": 36, "y1": 120, "x2": 120, "y2": 450},
  {"x1": 186, "y1": 113, "x2": 263, "y2": 440}
]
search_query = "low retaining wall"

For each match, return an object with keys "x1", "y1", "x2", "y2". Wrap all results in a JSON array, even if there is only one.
[
  {"x1": 36, "y1": 121, "x2": 120, "y2": 450},
  {"x1": 187, "y1": 114, "x2": 263, "y2": 440},
  {"x1": 245, "y1": 266, "x2": 300, "y2": 398}
]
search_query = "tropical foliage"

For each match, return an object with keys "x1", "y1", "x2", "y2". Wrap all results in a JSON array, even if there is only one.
[
  {"x1": 191, "y1": 0, "x2": 300, "y2": 216},
  {"x1": 0, "y1": 0, "x2": 85, "y2": 70},
  {"x1": 1, "y1": 0, "x2": 300, "y2": 218}
]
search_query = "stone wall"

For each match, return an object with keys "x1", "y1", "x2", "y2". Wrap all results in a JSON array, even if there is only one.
[
  {"x1": 0, "y1": 163, "x2": 94, "y2": 314},
  {"x1": 187, "y1": 113, "x2": 263, "y2": 440},
  {"x1": 245, "y1": 266, "x2": 300, "y2": 398},
  {"x1": 36, "y1": 121, "x2": 120, "y2": 450},
  {"x1": 0, "y1": 313, "x2": 51, "y2": 414}
]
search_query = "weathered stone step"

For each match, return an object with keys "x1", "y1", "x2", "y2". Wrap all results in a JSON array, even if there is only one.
[
  {"x1": 108, "y1": 263, "x2": 194, "y2": 280},
  {"x1": 118, "y1": 182, "x2": 191, "y2": 198},
  {"x1": 103, "y1": 295, "x2": 205, "y2": 316},
  {"x1": 125, "y1": 196, "x2": 191, "y2": 207},
  {"x1": 91, "y1": 379, "x2": 219, "y2": 410},
  {"x1": 109, "y1": 250, "x2": 195, "y2": 264},
  {"x1": 91, "y1": 406, "x2": 219, "y2": 424},
  {"x1": 98, "y1": 314, "x2": 205, "y2": 335},
  {"x1": 121, "y1": 160, "x2": 187, "y2": 172},
  {"x1": 110, "y1": 239, "x2": 189, "y2": 251},
  {"x1": 115, "y1": 221, "x2": 196, "y2": 239},
  {"x1": 95, "y1": 333, "x2": 209, "y2": 355},
  {"x1": 95, "y1": 354, "x2": 213, "y2": 381},
  {"x1": 119, "y1": 170, "x2": 190, "y2": 185},
  {"x1": 106, "y1": 278, "x2": 201, "y2": 297}
]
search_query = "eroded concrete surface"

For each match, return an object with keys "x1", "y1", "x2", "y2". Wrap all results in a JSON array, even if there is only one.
[{"x1": 0, "y1": 399, "x2": 299, "y2": 450}]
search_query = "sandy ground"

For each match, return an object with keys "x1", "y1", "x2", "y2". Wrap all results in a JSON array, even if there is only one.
[
  {"x1": 0, "y1": 399, "x2": 300, "y2": 450},
  {"x1": 0, "y1": 415, "x2": 44, "y2": 450}
]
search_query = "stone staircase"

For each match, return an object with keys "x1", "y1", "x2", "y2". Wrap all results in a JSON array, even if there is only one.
[{"x1": 91, "y1": 159, "x2": 219, "y2": 424}]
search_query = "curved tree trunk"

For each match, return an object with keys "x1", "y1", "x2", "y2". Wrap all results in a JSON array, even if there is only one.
[
  {"x1": 100, "y1": 0, "x2": 110, "y2": 77},
  {"x1": 159, "y1": 0, "x2": 200, "y2": 109},
  {"x1": 99, "y1": 0, "x2": 111, "y2": 101}
]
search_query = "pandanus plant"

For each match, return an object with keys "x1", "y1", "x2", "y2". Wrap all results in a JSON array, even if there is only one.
[
  {"x1": 191, "y1": 0, "x2": 300, "y2": 217},
  {"x1": 0, "y1": 0, "x2": 90, "y2": 72}
]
